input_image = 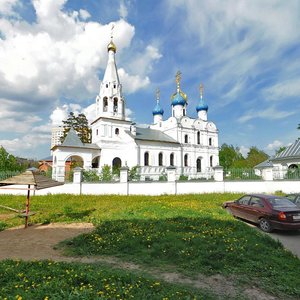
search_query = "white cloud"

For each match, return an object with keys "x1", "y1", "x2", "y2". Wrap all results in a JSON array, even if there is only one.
[
  {"x1": 127, "y1": 45, "x2": 162, "y2": 76},
  {"x1": 239, "y1": 145, "x2": 249, "y2": 158},
  {"x1": 0, "y1": 0, "x2": 20, "y2": 16},
  {"x1": 82, "y1": 103, "x2": 96, "y2": 124},
  {"x1": 125, "y1": 108, "x2": 133, "y2": 120},
  {"x1": 118, "y1": 0, "x2": 128, "y2": 19},
  {"x1": 263, "y1": 78, "x2": 300, "y2": 101},
  {"x1": 118, "y1": 68, "x2": 150, "y2": 94},
  {"x1": 50, "y1": 106, "x2": 69, "y2": 126},
  {"x1": 166, "y1": 0, "x2": 300, "y2": 110},
  {"x1": 0, "y1": 1, "x2": 163, "y2": 158},
  {"x1": 266, "y1": 140, "x2": 283, "y2": 151},
  {"x1": 238, "y1": 106, "x2": 295, "y2": 123},
  {"x1": 79, "y1": 9, "x2": 90, "y2": 20}
]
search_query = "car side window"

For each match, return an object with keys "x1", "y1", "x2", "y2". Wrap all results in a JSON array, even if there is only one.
[
  {"x1": 250, "y1": 197, "x2": 264, "y2": 207},
  {"x1": 238, "y1": 196, "x2": 251, "y2": 205},
  {"x1": 286, "y1": 195, "x2": 295, "y2": 202}
]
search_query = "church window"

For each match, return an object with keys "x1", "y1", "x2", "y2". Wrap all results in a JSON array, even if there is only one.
[
  {"x1": 197, "y1": 131, "x2": 200, "y2": 144},
  {"x1": 196, "y1": 158, "x2": 201, "y2": 172},
  {"x1": 184, "y1": 154, "x2": 188, "y2": 167},
  {"x1": 209, "y1": 138, "x2": 212, "y2": 146},
  {"x1": 183, "y1": 109, "x2": 186, "y2": 116},
  {"x1": 158, "y1": 152, "x2": 163, "y2": 166},
  {"x1": 144, "y1": 152, "x2": 149, "y2": 166},
  {"x1": 210, "y1": 155, "x2": 213, "y2": 167},
  {"x1": 103, "y1": 97, "x2": 108, "y2": 112},
  {"x1": 184, "y1": 134, "x2": 188, "y2": 143},
  {"x1": 96, "y1": 129, "x2": 98, "y2": 135},
  {"x1": 114, "y1": 84, "x2": 116, "y2": 89},
  {"x1": 170, "y1": 153, "x2": 174, "y2": 166},
  {"x1": 113, "y1": 97, "x2": 118, "y2": 113},
  {"x1": 106, "y1": 84, "x2": 108, "y2": 88},
  {"x1": 115, "y1": 128, "x2": 119, "y2": 135}
]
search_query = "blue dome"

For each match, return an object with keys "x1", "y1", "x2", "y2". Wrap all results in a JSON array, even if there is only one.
[
  {"x1": 152, "y1": 103, "x2": 164, "y2": 115},
  {"x1": 196, "y1": 97, "x2": 208, "y2": 112},
  {"x1": 171, "y1": 91, "x2": 187, "y2": 106}
]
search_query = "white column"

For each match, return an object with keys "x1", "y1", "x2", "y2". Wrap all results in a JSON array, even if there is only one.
[
  {"x1": 261, "y1": 167, "x2": 273, "y2": 181},
  {"x1": 166, "y1": 166, "x2": 177, "y2": 182},
  {"x1": 120, "y1": 166, "x2": 129, "y2": 183},
  {"x1": 213, "y1": 165, "x2": 224, "y2": 182},
  {"x1": 73, "y1": 167, "x2": 83, "y2": 183}
]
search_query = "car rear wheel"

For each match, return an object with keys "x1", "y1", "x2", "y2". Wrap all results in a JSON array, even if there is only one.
[{"x1": 259, "y1": 218, "x2": 273, "y2": 233}]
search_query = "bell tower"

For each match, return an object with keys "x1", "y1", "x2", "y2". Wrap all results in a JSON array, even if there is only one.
[{"x1": 96, "y1": 24, "x2": 125, "y2": 120}]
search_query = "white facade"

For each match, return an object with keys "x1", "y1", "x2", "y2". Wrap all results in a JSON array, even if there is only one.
[{"x1": 52, "y1": 38, "x2": 219, "y2": 182}]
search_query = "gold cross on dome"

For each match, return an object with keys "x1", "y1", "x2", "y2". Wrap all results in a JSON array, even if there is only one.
[
  {"x1": 156, "y1": 88, "x2": 160, "y2": 101},
  {"x1": 200, "y1": 83, "x2": 204, "y2": 98},
  {"x1": 110, "y1": 23, "x2": 115, "y2": 40},
  {"x1": 175, "y1": 70, "x2": 181, "y2": 86}
]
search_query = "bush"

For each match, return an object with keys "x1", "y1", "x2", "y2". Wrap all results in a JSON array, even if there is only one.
[
  {"x1": 83, "y1": 170, "x2": 99, "y2": 182},
  {"x1": 179, "y1": 175, "x2": 188, "y2": 181},
  {"x1": 99, "y1": 165, "x2": 112, "y2": 182},
  {"x1": 129, "y1": 166, "x2": 140, "y2": 181}
]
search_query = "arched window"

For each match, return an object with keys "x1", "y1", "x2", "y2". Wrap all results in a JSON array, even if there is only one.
[
  {"x1": 184, "y1": 134, "x2": 188, "y2": 143},
  {"x1": 197, "y1": 131, "x2": 200, "y2": 144},
  {"x1": 210, "y1": 155, "x2": 213, "y2": 167},
  {"x1": 144, "y1": 152, "x2": 149, "y2": 166},
  {"x1": 96, "y1": 129, "x2": 98, "y2": 135},
  {"x1": 106, "y1": 84, "x2": 108, "y2": 88},
  {"x1": 158, "y1": 152, "x2": 163, "y2": 166},
  {"x1": 115, "y1": 128, "x2": 119, "y2": 135},
  {"x1": 170, "y1": 153, "x2": 174, "y2": 166},
  {"x1": 196, "y1": 158, "x2": 201, "y2": 172},
  {"x1": 103, "y1": 97, "x2": 108, "y2": 112},
  {"x1": 209, "y1": 138, "x2": 212, "y2": 146},
  {"x1": 184, "y1": 154, "x2": 188, "y2": 167},
  {"x1": 113, "y1": 84, "x2": 116, "y2": 89},
  {"x1": 113, "y1": 97, "x2": 118, "y2": 113},
  {"x1": 183, "y1": 109, "x2": 186, "y2": 116}
]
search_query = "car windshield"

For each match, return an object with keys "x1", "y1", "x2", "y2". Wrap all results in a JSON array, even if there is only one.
[{"x1": 269, "y1": 198, "x2": 297, "y2": 208}]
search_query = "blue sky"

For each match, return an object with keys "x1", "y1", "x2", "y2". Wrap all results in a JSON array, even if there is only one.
[{"x1": 0, "y1": 0, "x2": 299, "y2": 159}]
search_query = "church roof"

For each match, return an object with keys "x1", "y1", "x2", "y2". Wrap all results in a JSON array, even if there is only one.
[
  {"x1": 273, "y1": 139, "x2": 300, "y2": 160},
  {"x1": 126, "y1": 127, "x2": 180, "y2": 145},
  {"x1": 255, "y1": 159, "x2": 273, "y2": 169},
  {"x1": 52, "y1": 128, "x2": 100, "y2": 150}
]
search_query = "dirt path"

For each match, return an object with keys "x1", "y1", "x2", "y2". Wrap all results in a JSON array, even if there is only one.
[
  {"x1": 0, "y1": 223, "x2": 280, "y2": 300},
  {"x1": 0, "y1": 223, "x2": 94, "y2": 261}
]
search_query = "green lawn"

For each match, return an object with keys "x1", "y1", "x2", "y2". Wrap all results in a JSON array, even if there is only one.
[
  {"x1": 0, "y1": 260, "x2": 215, "y2": 299},
  {"x1": 0, "y1": 193, "x2": 299, "y2": 299}
]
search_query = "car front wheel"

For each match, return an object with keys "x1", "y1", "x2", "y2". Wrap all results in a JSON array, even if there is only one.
[{"x1": 259, "y1": 218, "x2": 273, "y2": 233}]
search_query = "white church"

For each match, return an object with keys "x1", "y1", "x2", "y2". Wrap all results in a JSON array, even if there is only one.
[{"x1": 52, "y1": 37, "x2": 219, "y2": 182}]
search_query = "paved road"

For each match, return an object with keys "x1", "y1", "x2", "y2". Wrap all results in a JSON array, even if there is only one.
[
  {"x1": 268, "y1": 230, "x2": 300, "y2": 259},
  {"x1": 245, "y1": 222, "x2": 300, "y2": 259}
]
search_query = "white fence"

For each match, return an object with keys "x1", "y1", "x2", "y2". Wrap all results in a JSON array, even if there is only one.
[{"x1": 1, "y1": 180, "x2": 299, "y2": 196}]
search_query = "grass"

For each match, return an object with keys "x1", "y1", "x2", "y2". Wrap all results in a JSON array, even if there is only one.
[
  {"x1": 0, "y1": 193, "x2": 299, "y2": 299},
  {"x1": 0, "y1": 260, "x2": 216, "y2": 299}
]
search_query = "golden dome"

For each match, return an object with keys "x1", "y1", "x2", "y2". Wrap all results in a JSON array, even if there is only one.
[{"x1": 107, "y1": 40, "x2": 117, "y2": 53}]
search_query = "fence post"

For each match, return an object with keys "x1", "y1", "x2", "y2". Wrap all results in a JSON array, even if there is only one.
[
  {"x1": 213, "y1": 165, "x2": 224, "y2": 182},
  {"x1": 120, "y1": 166, "x2": 129, "y2": 183},
  {"x1": 73, "y1": 167, "x2": 83, "y2": 194},
  {"x1": 261, "y1": 166, "x2": 273, "y2": 181},
  {"x1": 166, "y1": 166, "x2": 176, "y2": 182}
]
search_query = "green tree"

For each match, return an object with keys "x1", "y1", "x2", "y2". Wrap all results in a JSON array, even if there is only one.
[
  {"x1": 61, "y1": 112, "x2": 91, "y2": 143},
  {"x1": 219, "y1": 144, "x2": 243, "y2": 169},
  {"x1": 100, "y1": 165, "x2": 112, "y2": 182},
  {"x1": 275, "y1": 146, "x2": 286, "y2": 156},
  {"x1": 0, "y1": 147, "x2": 22, "y2": 171},
  {"x1": 244, "y1": 147, "x2": 269, "y2": 168}
]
